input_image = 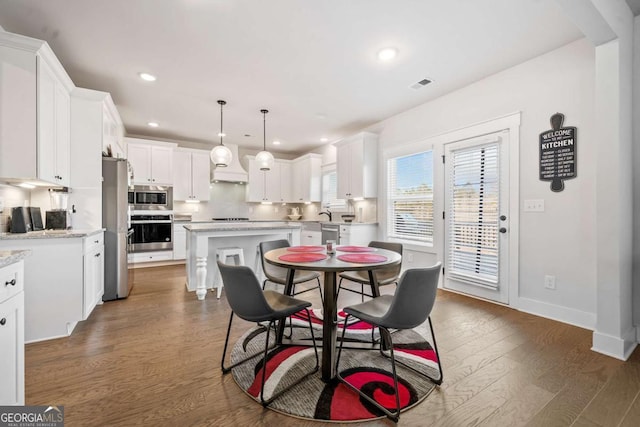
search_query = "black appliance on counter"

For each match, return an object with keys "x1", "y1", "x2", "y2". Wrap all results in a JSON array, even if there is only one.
[
  {"x1": 10, "y1": 207, "x2": 32, "y2": 233},
  {"x1": 29, "y1": 207, "x2": 44, "y2": 231},
  {"x1": 45, "y1": 210, "x2": 70, "y2": 230}
]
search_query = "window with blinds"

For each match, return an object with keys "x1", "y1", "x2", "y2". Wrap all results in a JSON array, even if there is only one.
[
  {"x1": 322, "y1": 170, "x2": 346, "y2": 209},
  {"x1": 447, "y1": 143, "x2": 499, "y2": 287},
  {"x1": 387, "y1": 151, "x2": 434, "y2": 244}
]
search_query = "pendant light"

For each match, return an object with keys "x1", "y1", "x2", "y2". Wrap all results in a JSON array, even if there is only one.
[
  {"x1": 210, "y1": 100, "x2": 232, "y2": 167},
  {"x1": 255, "y1": 109, "x2": 275, "y2": 171}
]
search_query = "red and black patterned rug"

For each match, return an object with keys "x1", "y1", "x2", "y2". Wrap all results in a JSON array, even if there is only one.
[{"x1": 229, "y1": 310, "x2": 440, "y2": 422}]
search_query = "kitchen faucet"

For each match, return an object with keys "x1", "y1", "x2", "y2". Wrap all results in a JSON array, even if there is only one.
[{"x1": 319, "y1": 209, "x2": 332, "y2": 222}]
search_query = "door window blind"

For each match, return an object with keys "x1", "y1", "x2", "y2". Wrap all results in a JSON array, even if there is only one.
[
  {"x1": 448, "y1": 143, "x2": 499, "y2": 287},
  {"x1": 387, "y1": 151, "x2": 433, "y2": 243}
]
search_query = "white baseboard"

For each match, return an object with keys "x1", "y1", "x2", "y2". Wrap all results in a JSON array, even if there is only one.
[
  {"x1": 516, "y1": 297, "x2": 596, "y2": 330},
  {"x1": 592, "y1": 328, "x2": 637, "y2": 361}
]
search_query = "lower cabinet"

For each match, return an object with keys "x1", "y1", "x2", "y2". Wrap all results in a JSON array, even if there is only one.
[
  {"x1": 339, "y1": 224, "x2": 377, "y2": 246},
  {"x1": 128, "y1": 251, "x2": 173, "y2": 264},
  {"x1": 0, "y1": 232, "x2": 104, "y2": 343},
  {"x1": 83, "y1": 235, "x2": 104, "y2": 320},
  {"x1": 173, "y1": 222, "x2": 187, "y2": 260},
  {"x1": 0, "y1": 259, "x2": 25, "y2": 406}
]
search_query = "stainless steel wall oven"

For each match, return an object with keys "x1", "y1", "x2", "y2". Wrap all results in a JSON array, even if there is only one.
[{"x1": 130, "y1": 214, "x2": 173, "y2": 252}]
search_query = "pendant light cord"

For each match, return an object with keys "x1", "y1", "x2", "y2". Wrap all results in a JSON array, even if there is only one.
[
  {"x1": 218, "y1": 100, "x2": 226, "y2": 146},
  {"x1": 261, "y1": 109, "x2": 269, "y2": 150}
]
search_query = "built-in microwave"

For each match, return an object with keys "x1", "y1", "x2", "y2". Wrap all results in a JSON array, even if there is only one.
[{"x1": 128, "y1": 185, "x2": 173, "y2": 211}]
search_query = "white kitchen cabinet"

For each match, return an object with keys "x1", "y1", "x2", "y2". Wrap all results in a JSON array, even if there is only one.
[
  {"x1": 70, "y1": 88, "x2": 125, "y2": 230},
  {"x1": 291, "y1": 154, "x2": 322, "y2": 202},
  {"x1": 173, "y1": 222, "x2": 187, "y2": 260},
  {"x1": 301, "y1": 230, "x2": 322, "y2": 246},
  {"x1": 0, "y1": 259, "x2": 25, "y2": 406},
  {"x1": 0, "y1": 32, "x2": 74, "y2": 186},
  {"x1": 83, "y1": 234, "x2": 104, "y2": 321},
  {"x1": 246, "y1": 157, "x2": 291, "y2": 203},
  {"x1": 128, "y1": 251, "x2": 173, "y2": 264},
  {"x1": 335, "y1": 132, "x2": 378, "y2": 199},
  {"x1": 339, "y1": 223, "x2": 377, "y2": 246},
  {"x1": 173, "y1": 148, "x2": 211, "y2": 201},
  {"x1": 0, "y1": 232, "x2": 104, "y2": 343},
  {"x1": 127, "y1": 138, "x2": 176, "y2": 185}
]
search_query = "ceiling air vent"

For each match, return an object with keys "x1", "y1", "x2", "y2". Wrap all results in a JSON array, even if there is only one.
[{"x1": 410, "y1": 78, "x2": 432, "y2": 90}]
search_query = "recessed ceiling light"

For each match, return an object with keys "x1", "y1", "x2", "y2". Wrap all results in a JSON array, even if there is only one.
[
  {"x1": 377, "y1": 47, "x2": 398, "y2": 61},
  {"x1": 147, "y1": 122, "x2": 159, "y2": 128},
  {"x1": 320, "y1": 137, "x2": 328, "y2": 143},
  {"x1": 273, "y1": 140, "x2": 281, "y2": 145},
  {"x1": 139, "y1": 72, "x2": 156, "y2": 82}
]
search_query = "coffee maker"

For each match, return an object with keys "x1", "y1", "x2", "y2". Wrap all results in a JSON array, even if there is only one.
[{"x1": 45, "y1": 189, "x2": 71, "y2": 230}]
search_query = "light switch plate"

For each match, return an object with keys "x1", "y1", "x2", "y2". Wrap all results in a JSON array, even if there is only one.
[{"x1": 524, "y1": 199, "x2": 544, "y2": 212}]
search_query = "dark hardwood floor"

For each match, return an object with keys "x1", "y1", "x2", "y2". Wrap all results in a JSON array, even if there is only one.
[{"x1": 25, "y1": 265, "x2": 640, "y2": 426}]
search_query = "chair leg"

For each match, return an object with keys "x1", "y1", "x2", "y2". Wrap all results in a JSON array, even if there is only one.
[
  {"x1": 260, "y1": 309, "x2": 319, "y2": 407},
  {"x1": 361, "y1": 283, "x2": 365, "y2": 302},
  {"x1": 378, "y1": 316, "x2": 443, "y2": 385},
  {"x1": 336, "y1": 320, "x2": 401, "y2": 422},
  {"x1": 222, "y1": 312, "x2": 273, "y2": 374},
  {"x1": 316, "y1": 277, "x2": 324, "y2": 305}
]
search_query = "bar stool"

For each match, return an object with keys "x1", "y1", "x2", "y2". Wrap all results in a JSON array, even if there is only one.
[{"x1": 213, "y1": 247, "x2": 245, "y2": 299}]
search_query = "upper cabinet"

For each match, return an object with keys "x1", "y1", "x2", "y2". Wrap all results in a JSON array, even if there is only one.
[
  {"x1": 335, "y1": 132, "x2": 378, "y2": 199},
  {"x1": 126, "y1": 138, "x2": 175, "y2": 185},
  {"x1": 0, "y1": 32, "x2": 74, "y2": 187},
  {"x1": 246, "y1": 157, "x2": 291, "y2": 203},
  {"x1": 173, "y1": 148, "x2": 211, "y2": 202},
  {"x1": 291, "y1": 154, "x2": 322, "y2": 202}
]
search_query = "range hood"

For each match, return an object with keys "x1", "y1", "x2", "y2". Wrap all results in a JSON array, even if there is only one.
[{"x1": 211, "y1": 143, "x2": 248, "y2": 183}]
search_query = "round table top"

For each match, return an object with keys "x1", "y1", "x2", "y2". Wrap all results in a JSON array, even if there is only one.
[{"x1": 264, "y1": 246, "x2": 401, "y2": 272}]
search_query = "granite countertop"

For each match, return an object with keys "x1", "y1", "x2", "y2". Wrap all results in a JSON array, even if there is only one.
[
  {"x1": 0, "y1": 249, "x2": 32, "y2": 268},
  {"x1": 184, "y1": 222, "x2": 302, "y2": 232},
  {"x1": 0, "y1": 229, "x2": 105, "y2": 240}
]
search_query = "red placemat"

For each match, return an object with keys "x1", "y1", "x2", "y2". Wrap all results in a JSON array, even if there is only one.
[
  {"x1": 286, "y1": 245, "x2": 325, "y2": 252},
  {"x1": 336, "y1": 246, "x2": 376, "y2": 253},
  {"x1": 279, "y1": 253, "x2": 328, "y2": 262},
  {"x1": 337, "y1": 253, "x2": 388, "y2": 263}
]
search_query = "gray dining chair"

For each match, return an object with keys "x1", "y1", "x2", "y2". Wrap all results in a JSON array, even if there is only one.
[
  {"x1": 335, "y1": 263, "x2": 443, "y2": 422},
  {"x1": 219, "y1": 261, "x2": 319, "y2": 407},
  {"x1": 337, "y1": 241, "x2": 403, "y2": 302},
  {"x1": 259, "y1": 239, "x2": 323, "y2": 303}
]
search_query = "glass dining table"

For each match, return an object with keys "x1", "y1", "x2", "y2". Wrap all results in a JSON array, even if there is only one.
[{"x1": 263, "y1": 246, "x2": 402, "y2": 382}]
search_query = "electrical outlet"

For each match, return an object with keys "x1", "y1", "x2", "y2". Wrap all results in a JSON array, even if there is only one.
[
  {"x1": 544, "y1": 275, "x2": 556, "y2": 290},
  {"x1": 274, "y1": 207, "x2": 279, "y2": 213},
  {"x1": 407, "y1": 253, "x2": 413, "y2": 263}
]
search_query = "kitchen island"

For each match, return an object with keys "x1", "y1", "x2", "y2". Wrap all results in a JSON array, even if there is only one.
[{"x1": 184, "y1": 222, "x2": 301, "y2": 300}]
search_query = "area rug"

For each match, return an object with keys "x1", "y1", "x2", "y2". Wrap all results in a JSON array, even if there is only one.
[{"x1": 229, "y1": 311, "x2": 440, "y2": 422}]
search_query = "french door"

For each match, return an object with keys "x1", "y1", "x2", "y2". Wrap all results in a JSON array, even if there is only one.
[{"x1": 443, "y1": 130, "x2": 510, "y2": 304}]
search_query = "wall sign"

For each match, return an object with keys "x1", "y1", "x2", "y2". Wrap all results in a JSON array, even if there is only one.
[{"x1": 539, "y1": 112, "x2": 576, "y2": 192}]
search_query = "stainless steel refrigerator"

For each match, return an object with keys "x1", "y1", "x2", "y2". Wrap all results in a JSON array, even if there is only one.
[{"x1": 102, "y1": 157, "x2": 131, "y2": 300}]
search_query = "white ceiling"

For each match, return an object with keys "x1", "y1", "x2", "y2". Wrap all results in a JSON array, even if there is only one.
[{"x1": 0, "y1": 0, "x2": 585, "y2": 155}]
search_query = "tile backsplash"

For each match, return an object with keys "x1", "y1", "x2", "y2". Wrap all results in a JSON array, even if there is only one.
[{"x1": 0, "y1": 184, "x2": 31, "y2": 232}]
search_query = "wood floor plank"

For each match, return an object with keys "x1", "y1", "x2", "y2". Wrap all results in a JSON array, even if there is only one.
[{"x1": 21, "y1": 264, "x2": 640, "y2": 426}]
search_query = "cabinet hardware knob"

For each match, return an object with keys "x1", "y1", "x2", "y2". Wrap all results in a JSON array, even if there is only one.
[
  {"x1": 0, "y1": 318, "x2": 6, "y2": 326},
  {"x1": 94, "y1": 240, "x2": 99, "y2": 243},
  {"x1": 499, "y1": 227, "x2": 507, "y2": 233},
  {"x1": 5, "y1": 279, "x2": 16, "y2": 287},
  {"x1": 95, "y1": 253, "x2": 101, "y2": 257}
]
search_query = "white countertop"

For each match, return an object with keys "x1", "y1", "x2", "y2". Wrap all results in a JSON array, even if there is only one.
[
  {"x1": 0, "y1": 249, "x2": 31, "y2": 268},
  {"x1": 183, "y1": 222, "x2": 301, "y2": 232},
  {"x1": 0, "y1": 229, "x2": 104, "y2": 240}
]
